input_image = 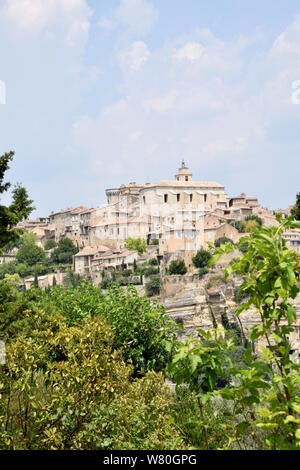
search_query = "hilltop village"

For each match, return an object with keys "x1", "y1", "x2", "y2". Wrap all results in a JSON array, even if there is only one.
[{"x1": 9, "y1": 161, "x2": 299, "y2": 287}]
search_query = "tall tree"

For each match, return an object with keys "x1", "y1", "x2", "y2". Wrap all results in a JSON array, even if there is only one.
[
  {"x1": 0, "y1": 151, "x2": 34, "y2": 250},
  {"x1": 291, "y1": 192, "x2": 300, "y2": 221}
]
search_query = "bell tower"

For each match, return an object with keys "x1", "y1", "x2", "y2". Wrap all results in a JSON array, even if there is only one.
[{"x1": 175, "y1": 160, "x2": 193, "y2": 182}]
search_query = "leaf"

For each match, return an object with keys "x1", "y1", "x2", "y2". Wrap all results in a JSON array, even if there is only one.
[
  {"x1": 286, "y1": 306, "x2": 296, "y2": 325},
  {"x1": 236, "y1": 421, "x2": 250, "y2": 437}
]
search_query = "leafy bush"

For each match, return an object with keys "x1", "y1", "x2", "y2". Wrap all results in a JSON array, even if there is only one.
[
  {"x1": 148, "y1": 257, "x2": 158, "y2": 266},
  {"x1": 168, "y1": 259, "x2": 187, "y2": 275},
  {"x1": 192, "y1": 249, "x2": 212, "y2": 269},
  {"x1": 125, "y1": 237, "x2": 146, "y2": 255},
  {"x1": 16, "y1": 233, "x2": 46, "y2": 266},
  {"x1": 145, "y1": 274, "x2": 161, "y2": 297},
  {"x1": 51, "y1": 237, "x2": 78, "y2": 265},
  {"x1": 199, "y1": 267, "x2": 209, "y2": 278},
  {"x1": 44, "y1": 239, "x2": 57, "y2": 250},
  {"x1": 215, "y1": 237, "x2": 234, "y2": 247}
]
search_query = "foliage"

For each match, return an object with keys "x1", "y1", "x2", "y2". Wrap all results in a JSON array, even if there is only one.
[
  {"x1": 44, "y1": 239, "x2": 57, "y2": 250},
  {"x1": 192, "y1": 249, "x2": 212, "y2": 269},
  {"x1": 206, "y1": 214, "x2": 300, "y2": 449},
  {"x1": 231, "y1": 215, "x2": 263, "y2": 234},
  {"x1": 169, "y1": 329, "x2": 234, "y2": 449},
  {"x1": 148, "y1": 257, "x2": 158, "y2": 266},
  {"x1": 0, "y1": 305, "x2": 182, "y2": 450},
  {"x1": 125, "y1": 237, "x2": 147, "y2": 255},
  {"x1": 168, "y1": 259, "x2": 187, "y2": 275},
  {"x1": 41, "y1": 282, "x2": 176, "y2": 375},
  {"x1": 291, "y1": 192, "x2": 300, "y2": 221},
  {"x1": 16, "y1": 232, "x2": 46, "y2": 266},
  {"x1": 0, "y1": 151, "x2": 34, "y2": 250},
  {"x1": 145, "y1": 274, "x2": 161, "y2": 297},
  {"x1": 51, "y1": 237, "x2": 78, "y2": 264},
  {"x1": 199, "y1": 267, "x2": 209, "y2": 278},
  {"x1": 215, "y1": 237, "x2": 234, "y2": 248}
]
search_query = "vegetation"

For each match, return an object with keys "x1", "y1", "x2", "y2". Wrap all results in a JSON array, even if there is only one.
[
  {"x1": 215, "y1": 236, "x2": 234, "y2": 247},
  {"x1": 44, "y1": 239, "x2": 57, "y2": 250},
  {"x1": 291, "y1": 192, "x2": 300, "y2": 221},
  {"x1": 16, "y1": 232, "x2": 46, "y2": 266},
  {"x1": 170, "y1": 214, "x2": 300, "y2": 450},
  {"x1": 0, "y1": 151, "x2": 34, "y2": 250},
  {"x1": 0, "y1": 201, "x2": 299, "y2": 449},
  {"x1": 145, "y1": 274, "x2": 162, "y2": 297},
  {"x1": 168, "y1": 259, "x2": 187, "y2": 275},
  {"x1": 231, "y1": 215, "x2": 263, "y2": 234},
  {"x1": 51, "y1": 237, "x2": 78, "y2": 264},
  {"x1": 192, "y1": 249, "x2": 212, "y2": 278},
  {"x1": 125, "y1": 237, "x2": 147, "y2": 255}
]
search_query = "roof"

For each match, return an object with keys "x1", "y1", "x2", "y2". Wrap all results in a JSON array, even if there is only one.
[
  {"x1": 93, "y1": 249, "x2": 137, "y2": 261},
  {"x1": 75, "y1": 245, "x2": 110, "y2": 257},
  {"x1": 140, "y1": 179, "x2": 225, "y2": 191}
]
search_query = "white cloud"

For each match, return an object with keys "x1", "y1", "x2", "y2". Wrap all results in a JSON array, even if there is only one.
[
  {"x1": 173, "y1": 42, "x2": 205, "y2": 62},
  {"x1": 120, "y1": 41, "x2": 151, "y2": 71},
  {"x1": 3, "y1": 0, "x2": 92, "y2": 46},
  {"x1": 70, "y1": 20, "x2": 300, "y2": 194},
  {"x1": 270, "y1": 15, "x2": 300, "y2": 58},
  {"x1": 143, "y1": 93, "x2": 177, "y2": 113},
  {"x1": 99, "y1": 0, "x2": 158, "y2": 36}
]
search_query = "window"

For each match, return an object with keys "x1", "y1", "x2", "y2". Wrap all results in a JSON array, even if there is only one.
[
  {"x1": 185, "y1": 176, "x2": 188, "y2": 181},
  {"x1": 190, "y1": 194, "x2": 193, "y2": 202},
  {"x1": 204, "y1": 194, "x2": 207, "y2": 202},
  {"x1": 177, "y1": 194, "x2": 180, "y2": 202},
  {"x1": 143, "y1": 196, "x2": 146, "y2": 204},
  {"x1": 164, "y1": 194, "x2": 168, "y2": 203}
]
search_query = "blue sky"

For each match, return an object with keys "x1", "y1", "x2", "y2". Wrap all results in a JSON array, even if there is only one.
[{"x1": 0, "y1": 0, "x2": 299, "y2": 215}]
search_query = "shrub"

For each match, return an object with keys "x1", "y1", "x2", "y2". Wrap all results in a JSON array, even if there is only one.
[
  {"x1": 148, "y1": 257, "x2": 158, "y2": 266},
  {"x1": 125, "y1": 237, "x2": 147, "y2": 255},
  {"x1": 44, "y1": 239, "x2": 57, "y2": 250},
  {"x1": 214, "y1": 237, "x2": 234, "y2": 247},
  {"x1": 168, "y1": 260, "x2": 187, "y2": 275},
  {"x1": 145, "y1": 274, "x2": 161, "y2": 297},
  {"x1": 51, "y1": 238, "x2": 78, "y2": 265},
  {"x1": 192, "y1": 249, "x2": 212, "y2": 269},
  {"x1": 199, "y1": 267, "x2": 209, "y2": 278}
]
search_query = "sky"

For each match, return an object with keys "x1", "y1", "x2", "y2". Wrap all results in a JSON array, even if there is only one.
[{"x1": 0, "y1": 0, "x2": 299, "y2": 216}]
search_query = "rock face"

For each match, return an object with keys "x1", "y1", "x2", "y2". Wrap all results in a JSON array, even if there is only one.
[{"x1": 160, "y1": 271, "x2": 300, "y2": 358}]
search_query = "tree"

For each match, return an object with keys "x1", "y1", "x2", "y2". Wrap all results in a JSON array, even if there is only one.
[
  {"x1": 125, "y1": 237, "x2": 147, "y2": 255},
  {"x1": 192, "y1": 249, "x2": 212, "y2": 269},
  {"x1": 205, "y1": 214, "x2": 300, "y2": 449},
  {"x1": 0, "y1": 151, "x2": 34, "y2": 250},
  {"x1": 215, "y1": 236, "x2": 234, "y2": 248},
  {"x1": 44, "y1": 239, "x2": 57, "y2": 250},
  {"x1": 291, "y1": 192, "x2": 300, "y2": 221},
  {"x1": 168, "y1": 259, "x2": 187, "y2": 275},
  {"x1": 51, "y1": 237, "x2": 78, "y2": 264},
  {"x1": 16, "y1": 233, "x2": 46, "y2": 266},
  {"x1": 145, "y1": 274, "x2": 161, "y2": 297}
]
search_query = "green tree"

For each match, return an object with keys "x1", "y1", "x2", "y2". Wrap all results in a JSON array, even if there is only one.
[
  {"x1": 145, "y1": 274, "x2": 161, "y2": 297},
  {"x1": 192, "y1": 249, "x2": 212, "y2": 269},
  {"x1": 207, "y1": 214, "x2": 300, "y2": 450},
  {"x1": 0, "y1": 151, "x2": 34, "y2": 250},
  {"x1": 168, "y1": 259, "x2": 187, "y2": 275},
  {"x1": 51, "y1": 237, "x2": 78, "y2": 264},
  {"x1": 44, "y1": 239, "x2": 57, "y2": 250},
  {"x1": 215, "y1": 236, "x2": 234, "y2": 247},
  {"x1": 16, "y1": 233, "x2": 46, "y2": 266},
  {"x1": 291, "y1": 192, "x2": 300, "y2": 221},
  {"x1": 125, "y1": 237, "x2": 147, "y2": 255}
]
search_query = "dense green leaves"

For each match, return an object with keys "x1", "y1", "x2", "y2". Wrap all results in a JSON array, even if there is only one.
[{"x1": 0, "y1": 151, "x2": 34, "y2": 250}]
